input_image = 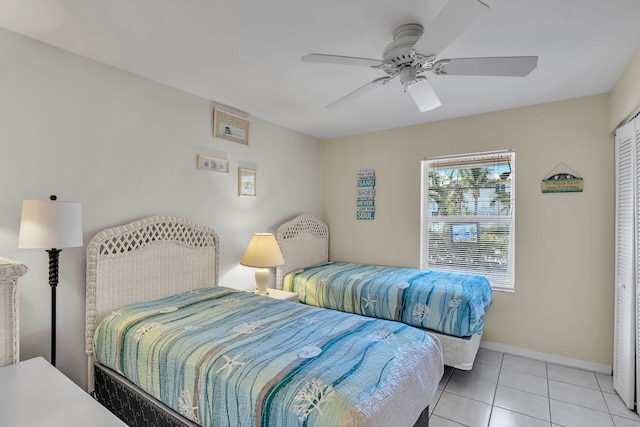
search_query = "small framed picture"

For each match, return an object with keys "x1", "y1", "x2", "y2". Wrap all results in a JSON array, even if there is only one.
[
  {"x1": 197, "y1": 154, "x2": 229, "y2": 173},
  {"x1": 213, "y1": 108, "x2": 250, "y2": 146},
  {"x1": 238, "y1": 168, "x2": 256, "y2": 197}
]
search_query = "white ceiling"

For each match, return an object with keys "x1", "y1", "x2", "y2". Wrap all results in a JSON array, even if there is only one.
[{"x1": 0, "y1": 0, "x2": 639, "y2": 140}]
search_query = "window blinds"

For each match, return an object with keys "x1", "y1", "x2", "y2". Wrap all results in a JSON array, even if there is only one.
[{"x1": 420, "y1": 150, "x2": 515, "y2": 290}]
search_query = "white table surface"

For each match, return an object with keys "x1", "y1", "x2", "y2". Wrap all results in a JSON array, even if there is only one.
[
  {"x1": 0, "y1": 357, "x2": 126, "y2": 426},
  {"x1": 253, "y1": 287, "x2": 299, "y2": 301}
]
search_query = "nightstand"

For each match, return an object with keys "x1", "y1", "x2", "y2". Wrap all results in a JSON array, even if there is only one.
[{"x1": 254, "y1": 288, "x2": 299, "y2": 302}]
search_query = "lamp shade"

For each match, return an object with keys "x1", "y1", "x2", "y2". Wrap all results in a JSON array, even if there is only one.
[
  {"x1": 18, "y1": 199, "x2": 83, "y2": 249},
  {"x1": 240, "y1": 233, "x2": 284, "y2": 268}
]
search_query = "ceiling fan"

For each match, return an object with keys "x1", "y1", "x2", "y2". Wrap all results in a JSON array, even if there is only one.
[{"x1": 301, "y1": 0, "x2": 538, "y2": 112}]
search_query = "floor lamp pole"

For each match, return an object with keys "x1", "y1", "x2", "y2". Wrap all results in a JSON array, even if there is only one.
[{"x1": 46, "y1": 248, "x2": 61, "y2": 367}]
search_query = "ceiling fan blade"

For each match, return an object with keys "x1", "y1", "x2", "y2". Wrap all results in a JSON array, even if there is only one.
[
  {"x1": 433, "y1": 56, "x2": 538, "y2": 76},
  {"x1": 412, "y1": 0, "x2": 487, "y2": 56},
  {"x1": 407, "y1": 78, "x2": 442, "y2": 112},
  {"x1": 327, "y1": 77, "x2": 391, "y2": 109},
  {"x1": 302, "y1": 53, "x2": 382, "y2": 68}
]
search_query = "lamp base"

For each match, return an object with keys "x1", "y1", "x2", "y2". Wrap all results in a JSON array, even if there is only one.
[{"x1": 254, "y1": 268, "x2": 271, "y2": 295}]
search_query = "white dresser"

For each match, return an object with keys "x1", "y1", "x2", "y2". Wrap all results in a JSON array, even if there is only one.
[
  {"x1": 0, "y1": 357, "x2": 126, "y2": 426},
  {"x1": 0, "y1": 257, "x2": 27, "y2": 367}
]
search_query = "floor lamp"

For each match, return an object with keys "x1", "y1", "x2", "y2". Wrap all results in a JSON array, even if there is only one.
[{"x1": 18, "y1": 195, "x2": 83, "y2": 366}]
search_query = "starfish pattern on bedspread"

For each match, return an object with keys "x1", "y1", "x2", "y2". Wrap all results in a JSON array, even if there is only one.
[
  {"x1": 362, "y1": 293, "x2": 377, "y2": 309},
  {"x1": 215, "y1": 354, "x2": 245, "y2": 378}
]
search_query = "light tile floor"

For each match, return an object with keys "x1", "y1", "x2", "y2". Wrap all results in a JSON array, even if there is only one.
[{"x1": 429, "y1": 348, "x2": 640, "y2": 427}]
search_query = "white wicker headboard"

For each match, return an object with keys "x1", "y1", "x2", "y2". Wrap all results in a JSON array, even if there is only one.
[
  {"x1": 275, "y1": 214, "x2": 328, "y2": 289},
  {"x1": 85, "y1": 216, "x2": 219, "y2": 359}
]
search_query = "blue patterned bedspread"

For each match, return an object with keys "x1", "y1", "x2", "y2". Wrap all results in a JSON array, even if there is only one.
[
  {"x1": 94, "y1": 286, "x2": 443, "y2": 427},
  {"x1": 283, "y1": 262, "x2": 492, "y2": 337}
]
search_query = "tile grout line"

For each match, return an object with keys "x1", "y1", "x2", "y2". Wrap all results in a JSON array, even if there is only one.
[
  {"x1": 597, "y1": 374, "x2": 618, "y2": 426},
  {"x1": 485, "y1": 352, "x2": 505, "y2": 426},
  {"x1": 545, "y1": 360, "x2": 554, "y2": 426}
]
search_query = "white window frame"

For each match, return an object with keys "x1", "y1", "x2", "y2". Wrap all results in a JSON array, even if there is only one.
[{"x1": 420, "y1": 150, "x2": 515, "y2": 291}]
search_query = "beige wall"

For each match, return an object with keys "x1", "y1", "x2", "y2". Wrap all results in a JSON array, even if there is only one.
[
  {"x1": 322, "y1": 94, "x2": 614, "y2": 366},
  {"x1": 610, "y1": 48, "x2": 640, "y2": 130}
]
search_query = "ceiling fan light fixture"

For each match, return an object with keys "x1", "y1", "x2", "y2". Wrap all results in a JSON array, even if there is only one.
[
  {"x1": 399, "y1": 67, "x2": 419, "y2": 86},
  {"x1": 407, "y1": 77, "x2": 441, "y2": 112}
]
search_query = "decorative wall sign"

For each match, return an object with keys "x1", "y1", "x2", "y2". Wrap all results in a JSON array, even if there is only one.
[
  {"x1": 542, "y1": 163, "x2": 583, "y2": 193},
  {"x1": 356, "y1": 170, "x2": 375, "y2": 220},
  {"x1": 213, "y1": 108, "x2": 250, "y2": 145}
]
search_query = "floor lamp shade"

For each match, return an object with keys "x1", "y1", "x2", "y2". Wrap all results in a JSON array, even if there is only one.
[{"x1": 18, "y1": 200, "x2": 83, "y2": 249}]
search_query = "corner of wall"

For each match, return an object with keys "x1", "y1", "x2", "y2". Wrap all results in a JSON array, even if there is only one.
[{"x1": 609, "y1": 48, "x2": 640, "y2": 131}]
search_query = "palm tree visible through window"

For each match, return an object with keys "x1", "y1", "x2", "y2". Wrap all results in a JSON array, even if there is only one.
[{"x1": 462, "y1": 168, "x2": 492, "y2": 216}]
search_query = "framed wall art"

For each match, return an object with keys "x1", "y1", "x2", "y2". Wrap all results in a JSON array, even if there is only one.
[
  {"x1": 238, "y1": 168, "x2": 256, "y2": 197},
  {"x1": 213, "y1": 108, "x2": 250, "y2": 145},
  {"x1": 197, "y1": 154, "x2": 229, "y2": 173}
]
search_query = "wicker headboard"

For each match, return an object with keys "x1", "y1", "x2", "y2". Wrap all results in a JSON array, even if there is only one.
[
  {"x1": 85, "y1": 216, "x2": 220, "y2": 359},
  {"x1": 275, "y1": 214, "x2": 328, "y2": 289}
]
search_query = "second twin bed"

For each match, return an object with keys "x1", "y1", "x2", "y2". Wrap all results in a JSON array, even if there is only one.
[{"x1": 276, "y1": 214, "x2": 493, "y2": 370}]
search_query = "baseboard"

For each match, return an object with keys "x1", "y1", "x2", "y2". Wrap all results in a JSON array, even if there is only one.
[{"x1": 480, "y1": 340, "x2": 612, "y2": 375}]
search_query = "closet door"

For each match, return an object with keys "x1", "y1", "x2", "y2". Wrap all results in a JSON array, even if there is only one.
[
  {"x1": 614, "y1": 119, "x2": 636, "y2": 410},
  {"x1": 635, "y1": 121, "x2": 640, "y2": 413}
]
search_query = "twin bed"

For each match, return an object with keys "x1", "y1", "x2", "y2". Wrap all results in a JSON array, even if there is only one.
[
  {"x1": 85, "y1": 216, "x2": 444, "y2": 427},
  {"x1": 275, "y1": 214, "x2": 493, "y2": 371}
]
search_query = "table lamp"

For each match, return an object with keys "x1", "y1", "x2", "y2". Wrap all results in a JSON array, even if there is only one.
[
  {"x1": 18, "y1": 195, "x2": 83, "y2": 366},
  {"x1": 240, "y1": 233, "x2": 284, "y2": 295}
]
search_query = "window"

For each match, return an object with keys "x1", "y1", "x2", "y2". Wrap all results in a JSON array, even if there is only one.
[{"x1": 420, "y1": 150, "x2": 515, "y2": 291}]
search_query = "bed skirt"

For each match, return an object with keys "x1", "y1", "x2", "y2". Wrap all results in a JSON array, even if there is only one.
[
  {"x1": 93, "y1": 363, "x2": 430, "y2": 427},
  {"x1": 428, "y1": 331, "x2": 482, "y2": 370}
]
